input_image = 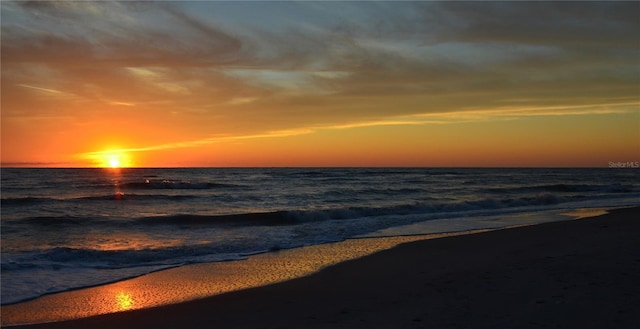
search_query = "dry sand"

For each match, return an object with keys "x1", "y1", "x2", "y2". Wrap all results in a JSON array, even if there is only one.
[{"x1": 5, "y1": 207, "x2": 640, "y2": 328}]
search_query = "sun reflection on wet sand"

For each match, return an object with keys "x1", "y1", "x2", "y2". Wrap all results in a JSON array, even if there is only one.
[
  {"x1": 115, "y1": 292, "x2": 134, "y2": 310},
  {"x1": 562, "y1": 208, "x2": 610, "y2": 219},
  {"x1": 1, "y1": 234, "x2": 451, "y2": 326}
]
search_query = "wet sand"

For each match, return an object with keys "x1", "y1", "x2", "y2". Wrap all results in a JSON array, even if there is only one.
[{"x1": 4, "y1": 207, "x2": 640, "y2": 328}]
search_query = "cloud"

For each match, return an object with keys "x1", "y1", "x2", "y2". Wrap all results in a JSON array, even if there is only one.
[
  {"x1": 426, "y1": 2, "x2": 639, "y2": 48},
  {"x1": 17, "y1": 83, "x2": 64, "y2": 94},
  {"x1": 2, "y1": 1, "x2": 638, "y2": 145},
  {"x1": 2, "y1": 1, "x2": 243, "y2": 68}
]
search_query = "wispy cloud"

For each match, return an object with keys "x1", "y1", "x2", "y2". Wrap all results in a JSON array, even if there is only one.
[
  {"x1": 17, "y1": 84, "x2": 64, "y2": 94},
  {"x1": 2, "y1": 1, "x2": 638, "y2": 166},
  {"x1": 414, "y1": 101, "x2": 640, "y2": 122},
  {"x1": 76, "y1": 98, "x2": 638, "y2": 164},
  {"x1": 76, "y1": 128, "x2": 315, "y2": 161}
]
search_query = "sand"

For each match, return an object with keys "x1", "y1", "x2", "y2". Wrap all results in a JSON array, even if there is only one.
[{"x1": 4, "y1": 207, "x2": 640, "y2": 328}]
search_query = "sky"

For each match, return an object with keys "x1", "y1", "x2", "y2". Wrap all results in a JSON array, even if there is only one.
[{"x1": 1, "y1": 1, "x2": 638, "y2": 167}]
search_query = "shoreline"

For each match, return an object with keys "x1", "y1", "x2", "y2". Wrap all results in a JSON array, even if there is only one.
[
  {"x1": 0, "y1": 206, "x2": 605, "y2": 308},
  {"x1": 0, "y1": 206, "x2": 578, "y2": 322},
  {"x1": 3, "y1": 206, "x2": 640, "y2": 328},
  {"x1": 1, "y1": 235, "x2": 442, "y2": 326}
]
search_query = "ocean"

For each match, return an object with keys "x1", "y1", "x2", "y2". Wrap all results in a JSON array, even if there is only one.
[{"x1": 1, "y1": 167, "x2": 639, "y2": 305}]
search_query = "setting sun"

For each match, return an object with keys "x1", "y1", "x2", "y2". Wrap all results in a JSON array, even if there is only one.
[
  {"x1": 78, "y1": 149, "x2": 133, "y2": 168},
  {"x1": 102, "y1": 152, "x2": 132, "y2": 168},
  {"x1": 108, "y1": 157, "x2": 120, "y2": 168},
  {"x1": 100, "y1": 153, "x2": 127, "y2": 168}
]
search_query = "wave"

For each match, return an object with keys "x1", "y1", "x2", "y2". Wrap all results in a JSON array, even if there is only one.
[
  {"x1": 360, "y1": 169, "x2": 465, "y2": 176},
  {"x1": 321, "y1": 187, "x2": 429, "y2": 198},
  {"x1": 20, "y1": 215, "x2": 99, "y2": 226},
  {"x1": 298, "y1": 193, "x2": 569, "y2": 220},
  {"x1": 1, "y1": 194, "x2": 200, "y2": 207},
  {"x1": 117, "y1": 180, "x2": 240, "y2": 190},
  {"x1": 10, "y1": 193, "x2": 630, "y2": 290},
  {"x1": 273, "y1": 169, "x2": 467, "y2": 180},
  {"x1": 486, "y1": 183, "x2": 634, "y2": 194},
  {"x1": 0, "y1": 246, "x2": 246, "y2": 305},
  {"x1": 13, "y1": 190, "x2": 631, "y2": 229},
  {"x1": 75, "y1": 193, "x2": 199, "y2": 202},
  {"x1": 1, "y1": 197, "x2": 51, "y2": 206},
  {"x1": 1, "y1": 243, "x2": 250, "y2": 274},
  {"x1": 134, "y1": 211, "x2": 296, "y2": 226},
  {"x1": 12, "y1": 211, "x2": 297, "y2": 228},
  {"x1": 129, "y1": 193, "x2": 588, "y2": 227},
  {"x1": 33, "y1": 247, "x2": 195, "y2": 267}
]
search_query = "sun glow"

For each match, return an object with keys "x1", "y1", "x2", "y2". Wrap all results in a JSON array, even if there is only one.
[
  {"x1": 108, "y1": 157, "x2": 121, "y2": 168},
  {"x1": 101, "y1": 152, "x2": 129, "y2": 168},
  {"x1": 81, "y1": 149, "x2": 133, "y2": 168}
]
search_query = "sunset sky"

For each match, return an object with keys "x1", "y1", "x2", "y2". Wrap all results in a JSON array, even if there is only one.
[{"x1": 1, "y1": 1, "x2": 638, "y2": 167}]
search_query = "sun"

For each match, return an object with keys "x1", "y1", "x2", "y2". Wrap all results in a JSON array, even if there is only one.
[
  {"x1": 108, "y1": 157, "x2": 121, "y2": 168},
  {"x1": 77, "y1": 148, "x2": 134, "y2": 168},
  {"x1": 99, "y1": 151, "x2": 131, "y2": 168}
]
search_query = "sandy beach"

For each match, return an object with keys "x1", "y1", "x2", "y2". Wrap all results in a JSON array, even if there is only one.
[{"x1": 4, "y1": 206, "x2": 640, "y2": 328}]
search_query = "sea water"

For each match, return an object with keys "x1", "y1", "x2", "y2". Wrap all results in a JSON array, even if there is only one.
[{"x1": 1, "y1": 168, "x2": 638, "y2": 304}]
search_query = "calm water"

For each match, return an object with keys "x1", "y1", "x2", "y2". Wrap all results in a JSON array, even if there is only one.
[{"x1": 2, "y1": 168, "x2": 639, "y2": 304}]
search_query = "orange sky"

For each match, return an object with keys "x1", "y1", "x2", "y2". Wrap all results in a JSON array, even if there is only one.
[{"x1": 1, "y1": 1, "x2": 638, "y2": 167}]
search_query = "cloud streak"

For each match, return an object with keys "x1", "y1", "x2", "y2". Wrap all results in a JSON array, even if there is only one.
[{"x1": 76, "y1": 98, "x2": 638, "y2": 165}]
